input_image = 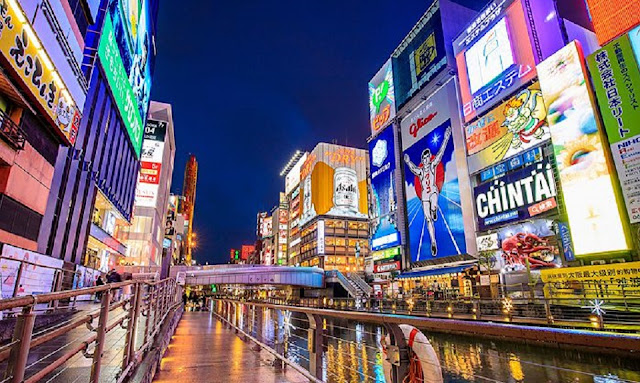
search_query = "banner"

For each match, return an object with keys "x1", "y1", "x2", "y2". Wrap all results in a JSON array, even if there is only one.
[
  {"x1": 474, "y1": 159, "x2": 558, "y2": 231},
  {"x1": 465, "y1": 83, "x2": 550, "y2": 174},
  {"x1": 541, "y1": 261, "x2": 640, "y2": 299},
  {"x1": 537, "y1": 41, "x2": 630, "y2": 256},
  {"x1": 369, "y1": 59, "x2": 396, "y2": 135},
  {"x1": 369, "y1": 126, "x2": 401, "y2": 251},
  {"x1": 588, "y1": 34, "x2": 640, "y2": 223}
]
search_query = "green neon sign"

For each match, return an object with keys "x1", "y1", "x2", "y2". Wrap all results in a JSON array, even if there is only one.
[{"x1": 98, "y1": 15, "x2": 144, "y2": 158}]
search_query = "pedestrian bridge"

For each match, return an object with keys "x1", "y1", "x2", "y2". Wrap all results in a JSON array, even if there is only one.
[{"x1": 173, "y1": 265, "x2": 325, "y2": 288}]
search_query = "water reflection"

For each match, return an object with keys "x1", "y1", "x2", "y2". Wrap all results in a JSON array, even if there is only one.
[{"x1": 242, "y1": 307, "x2": 640, "y2": 383}]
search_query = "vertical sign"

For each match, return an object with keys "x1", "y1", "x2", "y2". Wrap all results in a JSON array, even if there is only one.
[
  {"x1": 588, "y1": 34, "x2": 640, "y2": 223},
  {"x1": 537, "y1": 41, "x2": 629, "y2": 256},
  {"x1": 369, "y1": 59, "x2": 396, "y2": 135}
]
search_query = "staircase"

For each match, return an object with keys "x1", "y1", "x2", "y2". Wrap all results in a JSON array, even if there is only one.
[{"x1": 325, "y1": 270, "x2": 371, "y2": 299}]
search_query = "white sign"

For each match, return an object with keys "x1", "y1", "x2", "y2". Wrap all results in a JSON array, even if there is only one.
[
  {"x1": 285, "y1": 153, "x2": 308, "y2": 195},
  {"x1": 611, "y1": 137, "x2": 640, "y2": 223},
  {"x1": 317, "y1": 220, "x2": 325, "y2": 255},
  {"x1": 476, "y1": 233, "x2": 499, "y2": 252}
]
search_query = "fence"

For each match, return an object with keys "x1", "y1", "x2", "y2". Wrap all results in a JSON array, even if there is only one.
[{"x1": 0, "y1": 278, "x2": 181, "y2": 383}]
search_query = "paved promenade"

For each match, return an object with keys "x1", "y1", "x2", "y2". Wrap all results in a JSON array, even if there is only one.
[{"x1": 153, "y1": 312, "x2": 308, "y2": 383}]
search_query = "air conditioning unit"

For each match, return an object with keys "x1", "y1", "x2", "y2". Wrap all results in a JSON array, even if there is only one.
[{"x1": 590, "y1": 260, "x2": 606, "y2": 265}]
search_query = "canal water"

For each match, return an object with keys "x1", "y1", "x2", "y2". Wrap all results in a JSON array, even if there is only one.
[{"x1": 242, "y1": 308, "x2": 640, "y2": 383}]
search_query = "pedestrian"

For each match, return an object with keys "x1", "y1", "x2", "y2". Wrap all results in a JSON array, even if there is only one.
[
  {"x1": 107, "y1": 269, "x2": 122, "y2": 301},
  {"x1": 95, "y1": 275, "x2": 105, "y2": 302},
  {"x1": 182, "y1": 292, "x2": 187, "y2": 306}
]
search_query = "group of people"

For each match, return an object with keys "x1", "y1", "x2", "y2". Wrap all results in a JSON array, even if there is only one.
[{"x1": 94, "y1": 269, "x2": 132, "y2": 302}]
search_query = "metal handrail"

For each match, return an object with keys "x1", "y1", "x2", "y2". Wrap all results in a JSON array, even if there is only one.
[
  {"x1": 0, "y1": 278, "x2": 182, "y2": 383},
  {"x1": 0, "y1": 109, "x2": 26, "y2": 150}
]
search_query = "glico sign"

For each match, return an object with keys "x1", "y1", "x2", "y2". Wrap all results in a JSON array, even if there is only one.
[{"x1": 474, "y1": 159, "x2": 558, "y2": 231}]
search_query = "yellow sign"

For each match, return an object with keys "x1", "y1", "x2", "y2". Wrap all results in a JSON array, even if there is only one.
[
  {"x1": 414, "y1": 32, "x2": 437, "y2": 77},
  {"x1": 540, "y1": 262, "x2": 640, "y2": 299},
  {"x1": 0, "y1": 0, "x2": 80, "y2": 144}
]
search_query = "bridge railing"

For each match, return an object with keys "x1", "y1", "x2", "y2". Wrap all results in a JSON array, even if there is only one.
[
  {"x1": 0, "y1": 278, "x2": 181, "y2": 383},
  {"x1": 217, "y1": 283, "x2": 640, "y2": 332}
]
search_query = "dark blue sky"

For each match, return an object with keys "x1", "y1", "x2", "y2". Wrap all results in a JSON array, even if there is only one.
[{"x1": 150, "y1": 1, "x2": 480, "y2": 264}]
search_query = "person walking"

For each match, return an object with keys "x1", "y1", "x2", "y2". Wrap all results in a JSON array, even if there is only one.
[
  {"x1": 107, "y1": 269, "x2": 122, "y2": 301},
  {"x1": 95, "y1": 275, "x2": 105, "y2": 302}
]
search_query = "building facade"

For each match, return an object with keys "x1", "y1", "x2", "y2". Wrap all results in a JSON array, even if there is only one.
[
  {"x1": 0, "y1": 0, "x2": 89, "y2": 251},
  {"x1": 120, "y1": 101, "x2": 175, "y2": 268},
  {"x1": 181, "y1": 154, "x2": 197, "y2": 264},
  {"x1": 38, "y1": 0, "x2": 159, "y2": 273}
]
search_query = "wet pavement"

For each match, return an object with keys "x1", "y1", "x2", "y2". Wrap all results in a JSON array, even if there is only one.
[{"x1": 153, "y1": 312, "x2": 308, "y2": 383}]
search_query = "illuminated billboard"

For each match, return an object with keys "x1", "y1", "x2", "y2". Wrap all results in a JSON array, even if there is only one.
[
  {"x1": 99, "y1": 0, "x2": 155, "y2": 157},
  {"x1": 401, "y1": 82, "x2": 466, "y2": 262},
  {"x1": 453, "y1": 0, "x2": 537, "y2": 123},
  {"x1": 588, "y1": 34, "x2": 640, "y2": 223},
  {"x1": 537, "y1": 41, "x2": 630, "y2": 256},
  {"x1": 369, "y1": 59, "x2": 396, "y2": 135},
  {"x1": 585, "y1": 0, "x2": 640, "y2": 45},
  {"x1": 135, "y1": 119, "x2": 167, "y2": 207},
  {"x1": 474, "y1": 159, "x2": 558, "y2": 231},
  {"x1": 0, "y1": 0, "x2": 81, "y2": 145},
  {"x1": 299, "y1": 143, "x2": 368, "y2": 226},
  {"x1": 285, "y1": 153, "x2": 308, "y2": 195},
  {"x1": 369, "y1": 126, "x2": 400, "y2": 251},
  {"x1": 465, "y1": 83, "x2": 550, "y2": 173},
  {"x1": 241, "y1": 245, "x2": 255, "y2": 261},
  {"x1": 392, "y1": 2, "x2": 446, "y2": 107}
]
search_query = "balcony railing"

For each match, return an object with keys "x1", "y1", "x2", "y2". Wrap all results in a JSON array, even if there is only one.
[{"x1": 0, "y1": 109, "x2": 26, "y2": 150}]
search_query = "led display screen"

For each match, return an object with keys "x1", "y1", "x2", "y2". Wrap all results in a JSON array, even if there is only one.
[
  {"x1": 585, "y1": 0, "x2": 640, "y2": 45},
  {"x1": 465, "y1": 18, "x2": 515, "y2": 95},
  {"x1": 392, "y1": 3, "x2": 446, "y2": 107},
  {"x1": 537, "y1": 41, "x2": 630, "y2": 256},
  {"x1": 135, "y1": 119, "x2": 167, "y2": 207},
  {"x1": 453, "y1": 0, "x2": 537, "y2": 123},
  {"x1": 368, "y1": 126, "x2": 401, "y2": 251}
]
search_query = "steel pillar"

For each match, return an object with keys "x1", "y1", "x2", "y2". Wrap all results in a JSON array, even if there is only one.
[{"x1": 306, "y1": 313, "x2": 324, "y2": 379}]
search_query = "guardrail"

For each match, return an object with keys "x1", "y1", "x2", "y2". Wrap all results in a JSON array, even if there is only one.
[
  {"x1": 215, "y1": 286, "x2": 640, "y2": 332},
  {"x1": 0, "y1": 278, "x2": 181, "y2": 383}
]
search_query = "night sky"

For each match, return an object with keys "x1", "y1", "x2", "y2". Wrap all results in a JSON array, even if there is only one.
[{"x1": 150, "y1": 1, "x2": 483, "y2": 265}]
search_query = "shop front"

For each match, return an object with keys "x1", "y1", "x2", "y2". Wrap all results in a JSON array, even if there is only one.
[
  {"x1": 397, "y1": 264, "x2": 478, "y2": 300},
  {"x1": 85, "y1": 191, "x2": 128, "y2": 271}
]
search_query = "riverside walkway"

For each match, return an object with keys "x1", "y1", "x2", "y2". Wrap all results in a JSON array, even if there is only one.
[{"x1": 153, "y1": 312, "x2": 308, "y2": 383}]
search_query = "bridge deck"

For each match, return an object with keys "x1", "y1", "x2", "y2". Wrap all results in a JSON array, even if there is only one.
[{"x1": 153, "y1": 311, "x2": 307, "y2": 383}]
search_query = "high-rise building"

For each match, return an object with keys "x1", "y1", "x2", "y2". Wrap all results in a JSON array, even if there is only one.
[
  {"x1": 182, "y1": 155, "x2": 198, "y2": 264},
  {"x1": 120, "y1": 101, "x2": 176, "y2": 269},
  {"x1": 0, "y1": 0, "x2": 89, "y2": 252},
  {"x1": 38, "y1": 0, "x2": 160, "y2": 274}
]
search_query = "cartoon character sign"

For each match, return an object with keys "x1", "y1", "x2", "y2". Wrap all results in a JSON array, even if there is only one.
[
  {"x1": 403, "y1": 120, "x2": 466, "y2": 262},
  {"x1": 495, "y1": 219, "x2": 561, "y2": 273},
  {"x1": 465, "y1": 83, "x2": 550, "y2": 174}
]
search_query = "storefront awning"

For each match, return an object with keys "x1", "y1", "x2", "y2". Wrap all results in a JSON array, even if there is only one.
[{"x1": 397, "y1": 264, "x2": 475, "y2": 279}]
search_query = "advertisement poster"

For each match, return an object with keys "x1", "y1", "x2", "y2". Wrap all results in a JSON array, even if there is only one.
[
  {"x1": 135, "y1": 119, "x2": 167, "y2": 207},
  {"x1": 369, "y1": 59, "x2": 396, "y2": 135},
  {"x1": 537, "y1": 41, "x2": 629, "y2": 256},
  {"x1": 495, "y1": 219, "x2": 561, "y2": 273},
  {"x1": 299, "y1": 144, "x2": 368, "y2": 226},
  {"x1": 588, "y1": 34, "x2": 640, "y2": 223},
  {"x1": 0, "y1": 0, "x2": 81, "y2": 145},
  {"x1": 453, "y1": 0, "x2": 537, "y2": 123},
  {"x1": 392, "y1": 3, "x2": 446, "y2": 107},
  {"x1": 465, "y1": 83, "x2": 550, "y2": 173},
  {"x1": 369, "y1": 126, "x2": 400, "y2": 251},
  {"x1": 0, "y1": 245, "x2": 64, "y2": 298},
  {"x1": 285, "y1": 153, "x2": 308, "y2": 195},
  {"x1": 403, "y1": 119, "x2": 466, "y2": 262},
  {"x1": 474, "y1": 159, "x2": 558, "y2": 230}
]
